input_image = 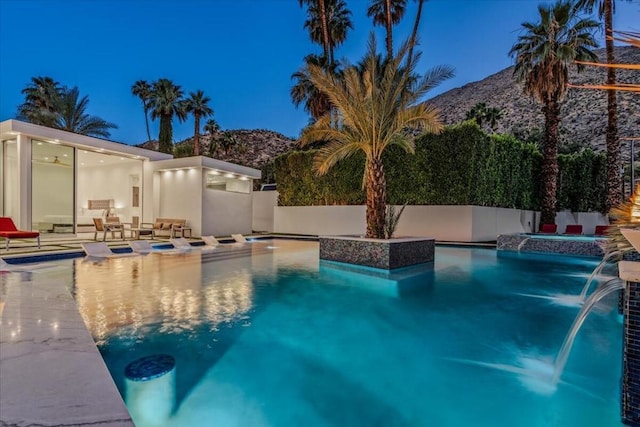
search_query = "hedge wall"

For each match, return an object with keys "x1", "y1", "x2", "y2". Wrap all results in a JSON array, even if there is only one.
[{"x1": 274, "y1": 122, "x2": 605, "y2": 212}]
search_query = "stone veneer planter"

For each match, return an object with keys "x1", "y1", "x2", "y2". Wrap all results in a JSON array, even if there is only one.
[{"x1": 319, "y1": 236, "x2": 435, "y2": 270}]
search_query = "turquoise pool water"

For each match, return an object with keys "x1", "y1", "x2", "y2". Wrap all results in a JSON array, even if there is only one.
[{"x1": 70, "y1": 240, "x2": 622, "y2": 426}]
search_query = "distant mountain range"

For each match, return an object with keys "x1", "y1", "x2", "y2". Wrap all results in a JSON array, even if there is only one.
[
  {"x1": 428, "y1": 46, "x2": 639, "y2": 155},
  {"x1": 144, "y1": 46, "x2": 638, "y2": 169}
]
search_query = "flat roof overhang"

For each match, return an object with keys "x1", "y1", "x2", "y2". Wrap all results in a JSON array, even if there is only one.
[
  {"x1": 152, "y1": 156, "x2": 261, "y2": 180},
  {"x1": 0, "y1": 119, "x2": 172, "y2": 161}
]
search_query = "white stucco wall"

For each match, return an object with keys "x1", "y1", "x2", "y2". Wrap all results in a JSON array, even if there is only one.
[
  {"x1": 202, "y1": 188, "x2": 253, "y2": 237},
  {"x1": 273, "y1": 205, "x2": 540, "y2": 242},
  {"x1": 252, "y1": 191, "x2": 278, "y2": 232},
  {"x1": 274, "y1": 206, "x2": 367, "y2": 236},
  {"x1": 157, "y1": 168, "x2": 203, "y2": 236}
]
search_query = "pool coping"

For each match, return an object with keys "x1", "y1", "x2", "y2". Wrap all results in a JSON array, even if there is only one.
[{"x1": 0, "y1": 275, "x2": 134, "y2": 426}]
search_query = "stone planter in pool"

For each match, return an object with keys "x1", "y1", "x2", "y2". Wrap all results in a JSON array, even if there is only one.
[{"x1": 319, "y1": 235, "x2": 435, "y2": 270}]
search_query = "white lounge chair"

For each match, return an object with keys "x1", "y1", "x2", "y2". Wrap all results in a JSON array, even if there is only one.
[
  {"x1": 231, "y1": 234, "x2": 249, "y2": 243},
  {"x1": 129, "y1": 240, "x2": 155, "y2": 254},
  {"x1": 81, "y1": 242, "x2": 137, "y2": 258},
  {"x1": 201, "y1": 235, "x2": 220, "y2": 247},
  {"x1": 170, "y1": 237, "x2": 193, "y2": 251},
  {"x1": 0, "y1": 257, "x2": 55, "y2": 272}
]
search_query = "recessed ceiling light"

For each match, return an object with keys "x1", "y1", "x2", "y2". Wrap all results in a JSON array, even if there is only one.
[
  {"x1": 37, "y1": 142, "x2": 43, "y2": 145},
  {"x1": 44, "y1": 157, "x2": 49, "y2": 160},
  {"x1": 120, "y1": 157, "x2": 124, "y2": 160},
  {"x1": 63, "y1": 154, "x2": 68, "y2": 157},
  {"x1": 99, "y1": 160, "x2": 104, "y2": 163},
  {"x1": 225, "y1": 173, "x2": 234, "y2": 178},
  {"x1": 83, "y1": 151, "x2": 88, "y2": 154},
  {"x1": 81, "y1": 163, "x2": 85, "y2": 166}
]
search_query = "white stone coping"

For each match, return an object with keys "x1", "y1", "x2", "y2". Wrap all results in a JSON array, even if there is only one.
[
  {"x1": 319, "y1": 235, "x2": 435, "y2": 244},
  {"x1": 619, "y1": 261, "x2": 640, "y2": 283},
  {"x1": 0, "y1": 275, "x2": 133, "y2": 426}
]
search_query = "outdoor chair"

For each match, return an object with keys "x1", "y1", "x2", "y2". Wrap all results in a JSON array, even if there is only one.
[
  {"x1": 231, "y1": 233, "x2": 249, "y2": 243},
  {"x1": 0, "y1": 217, "x2": 41, "y2": 250},
  {"x1": 539, "y1": 224, "x2": 557, "y2": 234},
  {"x1": 170, "y1": 237, "x2": 193, "y2": 251},
  {"x1": 93, "y1": 217, "x2": 124, "y2": 241},
  {"x1": 595, "y1": 225, "x2": 611, "y2": 236},
  {"x1": 126, "y1": 216, "x2": 153, "y2": 240},
  {"x1": 564, "y1": 224, "x2": 583, "y2": 235},
  {"x1": 81, "y1": 242, "x2": 137, "y2": 258},
  {"x1": 202, "y1": 235, "x2": 220, "y2": 247}
]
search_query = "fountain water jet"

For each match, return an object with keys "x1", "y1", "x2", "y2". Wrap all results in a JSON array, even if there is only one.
[
  {"x1": 552, "y1": 277, "x2": 625, "y2": 385},
  {"x1": 578, "y1": 250, "x2": 621, "y2": 301}
]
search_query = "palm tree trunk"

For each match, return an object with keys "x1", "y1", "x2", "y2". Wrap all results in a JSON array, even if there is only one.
[
  {"x1": 194, "y1": 114, "x2": 200, "y2": 156},
  {"x1": 385, "y1": 0, "x2": 393, "y2": 58},
  {"x1": 319, "y1": 0, "x2": 330, "y2": 60},
  {"x1": 143, "y1": 104, "x2": 152, "y2": 141},
  {"x1": 158, "y1": 114, "x2": 173, "y2": 154},
  {"x1": 365, "y1": 157, "x2": 387, "y2": 239},
  {"x1": 407, "y1": 0, "x2": 425, "y2": 68},
  {"x1": 540, "y1": 99, "x2": 560, "y2": 227},
  {"x1": 604, "y1": 0, "x2": 621, "y2": 210}
]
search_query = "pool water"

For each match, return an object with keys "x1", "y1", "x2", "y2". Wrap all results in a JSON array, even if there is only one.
[{"x1": 69, "y1": 240, "x2": 623, "y2": 426}]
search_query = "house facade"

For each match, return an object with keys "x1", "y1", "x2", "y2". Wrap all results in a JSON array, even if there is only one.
[{"x1": 0, "y1": 120, "x2": 260, "y2": 237}]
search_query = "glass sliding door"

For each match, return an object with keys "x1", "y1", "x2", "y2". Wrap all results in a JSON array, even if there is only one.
[
  {"x1": 32, "y1": 140, "x2": 74, "y2": 234},
  {"x1": 2, "y1": 140, "x2": 19, "y2": 219}
]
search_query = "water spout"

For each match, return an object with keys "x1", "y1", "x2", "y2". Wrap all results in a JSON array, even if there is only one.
[
  {"x1": 517, "y1": 238, "x2": 530, "y2": 252},
  {"x1": 552, "y1": 277, "x2": 625, "y2": 385},
  {"x1": 578, "y1": 250, "x2": 621, "y2": 301}
]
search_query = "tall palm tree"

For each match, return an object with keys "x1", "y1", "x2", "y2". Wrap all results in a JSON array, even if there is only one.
[
  {"x1": 300, "y1": 34, "x2": 452, "y2": 238},
  {"x1": 303, "y1": 0, "x2": 353, "y2": 63},
  {"x1": 465, "y1": 102, "x2": 488, "y2": 127},
  {"x1": 183, "y1": 90, "x2": 213, "y2": 156},
  {"x1": 131, "y1": 80, "x2": 153, "y2": 141},
  {"x1": 291, "y1": 54, "x2": 339, "y2": 120},
  {"x1": 299, "y1": 0, "x2": 331, "y2": 60},
  {"x1": 367, "y1": 0, "x2": 408, "y2": 59},
  {"x1": 204, "y1": 118, "x2": 221, "y2": 157},
  {"x1": 407, "y1": 0, "x2": 427, "y2": 68},
  {"x1": 509, "y1": 0, "x2": 599, "y2": 226},
  {"x1": 574, "y1": 0, "x2": 631, "y2": 211},
  {"x1": 148, "y1": 79, "x2": 186, "y2": 154},
  {"x1": 55, "y1": 87, "x2": 117, "y2": 138},
  {"x1": 17, "y1": 76, "x2": 63, "y2": 127},
  {"x1": 485, "y1": 107, "x2": 502, "y2": 131}
]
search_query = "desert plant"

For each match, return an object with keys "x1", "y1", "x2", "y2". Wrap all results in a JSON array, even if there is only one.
[{"x1": 384, "y1": 203, "x2": 407, "y2": 238}]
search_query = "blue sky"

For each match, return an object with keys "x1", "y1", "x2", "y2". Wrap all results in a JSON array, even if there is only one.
[{"x1": 1, "y1": 0, "x2": 638, "y2": 144}]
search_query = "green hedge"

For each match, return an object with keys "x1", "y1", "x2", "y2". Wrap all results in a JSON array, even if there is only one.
[
  {"x1": 274, "y1": 122, "x2": 605, "y2": 212},
  {"x1": 556, "y1": 150, "x2": 606, "y2": 212}
]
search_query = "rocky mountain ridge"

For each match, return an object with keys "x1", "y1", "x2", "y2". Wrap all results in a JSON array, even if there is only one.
[{"x1": 142, "y1": 46, "x2": 638, "y2": 169}]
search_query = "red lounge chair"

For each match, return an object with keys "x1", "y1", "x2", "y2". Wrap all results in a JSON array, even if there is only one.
[
  {"x1": 594, "y1": 225, "x2": 611, "y2": 236},
  {"x1": 540, "y1": 224, "x2": 557, "y2": 234},
  {"x1": 564, "y1": 224, "x2": 583, "y2": 235},
  {"x1": 0, "y1": 217, "x2": 41, "y2": 250}
]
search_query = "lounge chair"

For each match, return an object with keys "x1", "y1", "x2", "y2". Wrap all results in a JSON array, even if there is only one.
[
  {"x1": 539, "y1": 224, "x2": 557, "y2": 234},
  {"x1": 0, "y1": 217, "x2": 40, "y2": 250},
  {"x1": 594, "y1": 225, "x2": 611, "y2": 236},
  {"x1": 201, "y1": 235, "x2": 220, "y2": 247},
  {"x1": 564, "y1": 224, "x2": 583, "y2": 235},
  {"x1": 170, "y1": 237, "x2": 193, "y2": 251},
  {"x1": 93, "y1": 218, "x2": 124, "y2": 241},
  {"x1": 81, "y1": 242, "x2": 137, "y2": 258},
  {"x1": 231, "y1": 234, "x2": 249, "y2": 243},
  {"x1": 0, "y1": 257, "x2": 54, "y2": 272},
  {"x1": 129, "y1": 240, "x2": 155, "y2": 254}
]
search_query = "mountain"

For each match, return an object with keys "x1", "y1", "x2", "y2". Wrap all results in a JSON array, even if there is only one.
[
  {"x1": 141, "y1": 47, "x2": 637, "y2": 169},
  {"x1": 427, "y1": 46, "x2": 640, "y2": 155}
]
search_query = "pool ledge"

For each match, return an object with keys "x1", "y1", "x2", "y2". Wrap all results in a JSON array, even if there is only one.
[{"x1": 0, "y1": 277, "x2": 133, "y2": 426}]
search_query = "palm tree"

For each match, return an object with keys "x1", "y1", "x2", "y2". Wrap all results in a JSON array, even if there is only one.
[
  {"x1": 465, "y1": 102, "x2": 488, "y2": 127},
  {"x1": 17, "y1": 76, "x2": 63, "y2": 127},
  {"x1": 300, "y1": 34, "x2": 452, "y2": 238},
  {"x1": 509, "y1": 0, "x2": 599, "y2": 226},
  {"x1": 183, "y1": 90, "x2": 213, "y2": 156},
  {"x1": 55, "y1": 87, "x2": 117, "y2": 138},
  {"x1": 485, "y1": 107, "x2": 502, "y2": 131},
  {"x1": 131, "y1": 80, "x2": 153, "y2": 141},
  {"x1": 148, "y1": 79, "x2": 186, "y2": 154},
  {"x1": 204, "y1": 118, "x2": 221, "y2": 156},
  {"x1": 367, "y1": 0, "x2": 408, "y2": 59},
  {"x1": 303, "y1": 0, "x2": 353, "y2": 63},
  {"x1": 291, "y1": 54, "x2": 339, "y2": 120},
  {"x1": 220, "y1": 131, "x2": 237, "y2": 156},
  {"x1": 574, "y1": 0, "x2": 631, "y2": 211},
  {"x1": 407, "y1": 0, "x2": 427, "y2": 68},
  {"x1": 299, "y1": 0, "x2": 331, "y2": 60}
]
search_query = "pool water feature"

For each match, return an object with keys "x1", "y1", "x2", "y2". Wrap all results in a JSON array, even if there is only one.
[{"x1": 66, "y1": 240, "x2": 622, "y2": 426}]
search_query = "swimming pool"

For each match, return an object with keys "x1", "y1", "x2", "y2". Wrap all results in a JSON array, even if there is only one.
[{"x1": 68, "y1": 240, "x2": 622, "y2": 426}]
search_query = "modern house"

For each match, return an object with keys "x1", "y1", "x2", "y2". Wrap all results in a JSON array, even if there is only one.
[{"x1": 0, "y1": 120, "x2": 261, "y2": 238}]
